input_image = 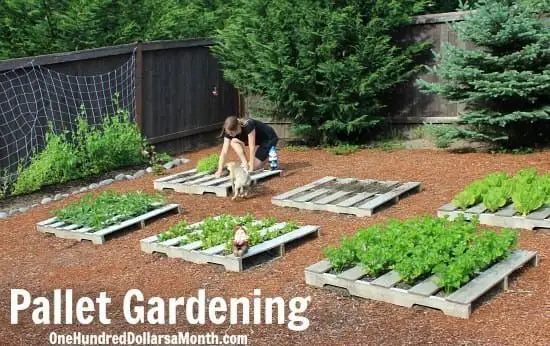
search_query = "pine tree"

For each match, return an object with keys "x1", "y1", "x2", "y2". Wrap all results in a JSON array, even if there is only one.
[
  {"x1": 213, "y1": 0, "x2": 430, "y2": 144},
  {"x1": 418, "y1": 0, "x2": 550, "y2": 148}
]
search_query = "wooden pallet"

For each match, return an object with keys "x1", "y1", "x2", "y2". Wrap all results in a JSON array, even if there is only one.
[
  {"x1": 438, "y1": 202, "x2": 550, "y2": 230},
  {"x1": 305, "y1": 250, "x2": 538, "y2": 319},
  {"x1": 154, "y1": 168, "x2": 283, "y2": 197},
  {"x1": 272, "y1": 176, "x2": 422, "y2": 216},
  {"x1": 141, "y1": 221, "x2": 320, "y2": 271},
  {"x1": 37, "y1": 204, "x2": 182, "y2": 244}
]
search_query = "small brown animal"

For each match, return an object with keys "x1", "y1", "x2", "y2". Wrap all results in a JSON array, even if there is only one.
[
  {"x1": 225, "y1": 162, "x2": 252, "y2": 200},
  {"x1": 232, "y1": 225, "x2": 249, "y2": 257}
]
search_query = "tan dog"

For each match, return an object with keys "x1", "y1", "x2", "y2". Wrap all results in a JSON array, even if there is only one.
[{"x1": 225, "y1": 162, "x2": 252, "y2": 200}]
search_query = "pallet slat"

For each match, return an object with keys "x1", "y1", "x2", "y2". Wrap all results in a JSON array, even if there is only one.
[
  {"x1": 272, "y1": 176, "x2": 337, "y2": 200},
  {"x1": 314, "y1": 190, "x2": 353, "y2": 205},
  {"x1": 371, "y1": 271, "x2": 401, "y2": 288},
  {"x1": 338, "y1": 266, "x2": 367, "y2": 281},
  {"x1": 140, "y1": 220, "x2": 320, "y2": 272},
  {"x1": 336, "y1": 192, "x2": 375, "y2": 207},
  {"x1": 273, "y1": 177, "x2": 421, "y2": 217},
  {"x1": 305, "y1": 250, "x2": 538, "y2": 319},
  {"x1": 408, "y1": 275, "x2": 441, "y2": 297},
  {"x1": 465, "y1": 203, "x2": 487, "y2": 214},
  {"x1": 526, "y1": 206, "x2": 550, "y2": 220},
  {"x1": 294, "y1": 189, "x2": 332, "y2": 202},
  {"x1": 438, "y1": 202, "x2": 550, "y2": 230},
  {"x1": 446, "y1": 250, "x2": 537, "y2": 304},
  {"x1": 495, "y1": 203, "x2": 517, "y2": 217},
  {"x1": 155, "y1": 168, "x2": 281, "y2": 197},
  {"x1": 37, "y1": 204, "x2": 181, "y2": 244}
]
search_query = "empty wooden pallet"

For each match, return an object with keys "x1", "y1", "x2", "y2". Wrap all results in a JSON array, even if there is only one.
[
  {"x1": 272, "y1": 176, "x2": 422, "y2": 216},
  {"x1": 438, "y1": 203, "x2": 550, "y2": 230},
  {"x1": 37, "y1": 204, "x2": 182, "y2": 244},
  {"x1": 305, "y1": 250, "x2": 538, "y2": 318},
  {"x1": 154, "y1": 168, "x2": 283, "y2": 197},
  {"x1": 141, "y1": 221, "x2": 320, "y2": 271}
]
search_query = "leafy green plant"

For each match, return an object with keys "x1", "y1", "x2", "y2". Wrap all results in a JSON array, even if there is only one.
[
  {"x1": 512, "y1": 184, "x2": 546, "y2": 216},
  {"x1": 196, "y1": 154, "x2": 219, "y2": 173},
  {"x1": 325, "y1": 144, "x2": 361, "y2": 156},
  {"x1": 424, "y1": 124, "x2": 461, "y2": 148},
  {"x1": 434, "y1": 228, "x2": 518, "y2": 292},
  {"x1": 452, "y1": 181, "x2": 487, "y2": 210},
  {"x1": 11, "y1": 98, "x2": 148, "y2": 196},
  {"x1": 286, "y1": 145, "x2": 309, "y2": 152},
  {"x1": 53, "y1": 190, "x2": 166, "y2": 231},
  {"x1": 418, "y1": 0, "x2": 550, "y2": 148},
  {"x1": 76, "y1": 102, "x2": 145, "y2": 175},
  {"x1": 213, "y1": 0, "x2": 430, "y2": 145},
  {"x1": 482, "y1": 187, "x2": 509, "y2": 212},
  {"x1": 13, "y1": 129, "x2": 80, "y2": 195},
  {"x1": 451, "y1": 168, "x2": 549, "y2": 214},
  {"x1": 0, "y1": 169, "x2": 10, "y2": 199},
  {"x1": 323, "y1": 215, "x2": 519, "y2": 292},
  {"x1": 164, "y1": 214, "x2": 298, "y2": 253}
]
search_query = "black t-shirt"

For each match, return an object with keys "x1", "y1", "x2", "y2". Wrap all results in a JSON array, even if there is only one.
[{"x1": 224, "y1": 118, "x2": 277, "y2": 145}]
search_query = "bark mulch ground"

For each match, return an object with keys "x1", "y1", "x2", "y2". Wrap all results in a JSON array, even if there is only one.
[{"x1": 0, "y1": 147, "x2": 549, "y2": 345}]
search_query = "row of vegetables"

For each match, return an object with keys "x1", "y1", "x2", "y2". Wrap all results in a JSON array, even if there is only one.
[{"x1": 48, "y1": 166, "x2": 546, "y2": 293}]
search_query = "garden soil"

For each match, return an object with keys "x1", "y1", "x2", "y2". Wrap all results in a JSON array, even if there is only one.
[{"x1": 0, "y1": 147, "x2": 549, "y2": 345}]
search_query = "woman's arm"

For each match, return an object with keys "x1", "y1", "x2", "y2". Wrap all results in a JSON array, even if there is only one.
[
  {"x1": 215, "y1": 138, "x2": 231, "y2": 177},
  {"x1": 247, "y1": 129, "x2": 257, "y2": 171}
]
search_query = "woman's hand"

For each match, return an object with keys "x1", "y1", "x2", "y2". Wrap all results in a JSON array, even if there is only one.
[{"x1": 214, "y1": 168, "x2": 223, "y2": 178}]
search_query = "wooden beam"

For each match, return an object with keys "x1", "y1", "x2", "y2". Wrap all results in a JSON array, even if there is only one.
[
  {"x1": 148, "y1": 122, "x2": 223, "y2": 144},
  {"x1": 411, "y1": 11, "x2": 473, "y2": 25},
  {"x1": 0, "y1": 44, "x2": 136, "y2": 72},
  {"x1": 141, "y1": 39, "x2": 215, "y2": 52},
  {"x1": 134, "y1": 44, "x2": 144, "y2": 131}
]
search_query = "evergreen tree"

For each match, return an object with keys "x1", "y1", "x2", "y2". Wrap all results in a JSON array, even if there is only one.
[
  {"x1": 418, "y1": 0, "x2": 550, "y2": 148},
  {"x1": 213, "y1": 0, "x2": 429, "y2": 144},
  {"x1": 0, "y1": 0, "x2": 233, "y2": 60}
]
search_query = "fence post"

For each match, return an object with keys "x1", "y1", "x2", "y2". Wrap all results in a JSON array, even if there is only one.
[{"x1": 135, "y1": 42, "x2": 144, "y2": 131}]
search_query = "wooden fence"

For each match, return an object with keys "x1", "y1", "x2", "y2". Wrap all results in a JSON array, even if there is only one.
[
  {"x1": 387, "y1": 11, "x2": 473, "y2": 124},
  {"x1": 0, "y1": 39, "x2": 239, "y2": 161},
  {"x1": 0, "y1": 10, "x2": 516, "y2": 158}
]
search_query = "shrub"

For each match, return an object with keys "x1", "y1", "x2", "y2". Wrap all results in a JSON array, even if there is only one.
[
  {"x1": 213, "y1": 0, "x2": 430, "y2": 145},
  {"x1": 418, "y1": 0, "x2": 550, "y2": 148},
  {"x1": 13, "y1": 130, "x2": 81, "y2": 195},
  {"x1": 76, "y1": 106, "x2": 145, "y2": 175},
  {"x1": 12, "y1": 102, "x2": 147, "y2": 195}
]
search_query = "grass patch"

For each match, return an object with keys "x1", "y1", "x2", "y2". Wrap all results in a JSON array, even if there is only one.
[
  {"x1": 286, "y1": 145, "x2": 309, "y2": 152},
  {"x1": 325, "y1": 144, "x2": 361, "y2": 155},
  {"x1": 196, "y1": 154, "x2": 219, "y2": 173}
]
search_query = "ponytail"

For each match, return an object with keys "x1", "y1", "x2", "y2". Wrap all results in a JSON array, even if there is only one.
[{"x1": 219, "y1": 116, "x2": 248, "y2": 137}]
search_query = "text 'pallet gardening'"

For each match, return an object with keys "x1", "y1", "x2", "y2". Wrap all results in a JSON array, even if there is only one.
[
  {"x1": 272, "y1": 176, "x2": 422, "y2": 216},
  {"x1": 305, "y1": 250, "x2": 538, "y2": 319},
  {"x1": 141, "y1": 216, "x2": 320, "y2": 271},
  {"x1": 154, "y1": 168, "x2": 283, "y2": 197},
  {"x1": 438, "y1": 203, "x2": 550, "y2": 230},
  {"x1": 37, "y1": 204, "x2": 181, "y2": 244}
]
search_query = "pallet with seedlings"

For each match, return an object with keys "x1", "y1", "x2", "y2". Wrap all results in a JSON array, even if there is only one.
[
  {"x1": 154, "y1": 168, "x2": 282, "y2": 197},
  {"x1": 305, "y1": 250, "x2": 538, "y2": 319},
  {"x1": 140, "y1": 215, "x2": 320, "y2": 271},
  {"x1": 305, "y1": 216, "x2": 538, "y2": 318},
  {"x1": 271, "y1": 176, "x2": 422, "y2": 216},
  {"x1": 36, "y1": 191, "x2": 181, "y2": 244},
  {"x1": 438, "y1": 203, "x2": 550, "y2": 230},
  {"x1": 439, "y1": 168, "x2": 550, "y2": 230}
]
